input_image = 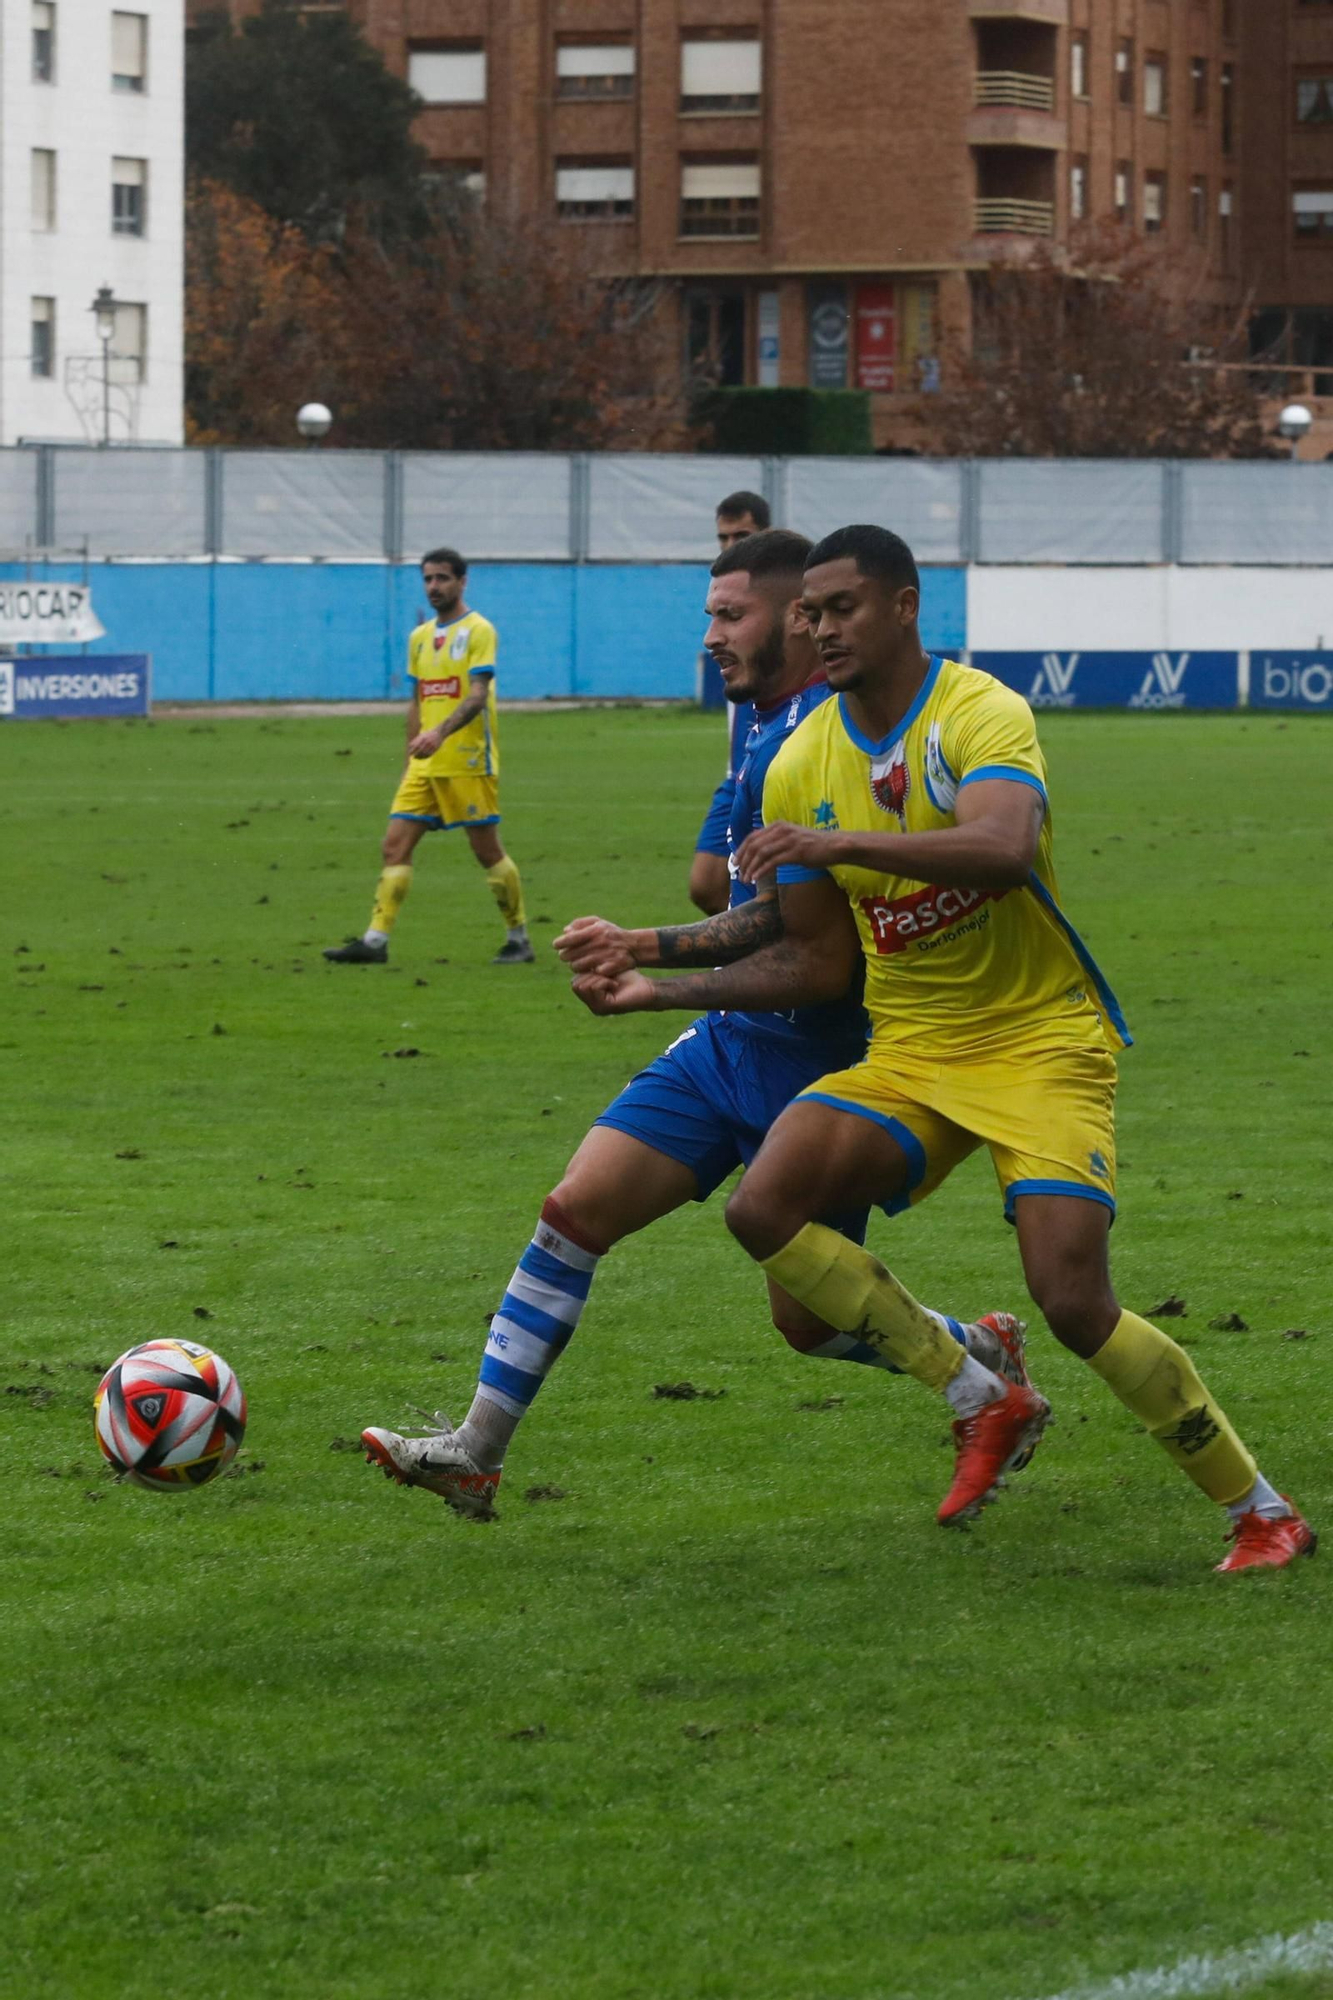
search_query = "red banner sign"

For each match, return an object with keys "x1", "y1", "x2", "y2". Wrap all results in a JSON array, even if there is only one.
[{"x1": 855, "y1": 283, "x2": 897, "y2": 393}]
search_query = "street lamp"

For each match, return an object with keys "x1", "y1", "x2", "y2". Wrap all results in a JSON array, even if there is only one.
[
  {"x1": 296, "y1": 402, "x2": 333, "y2": 443},
  {"x1": 1278, "y1": 401, "x2": 1313, "y2": 461},
  {"x1": 90, "y1": 285, "x2": 118, "y2": 446}
]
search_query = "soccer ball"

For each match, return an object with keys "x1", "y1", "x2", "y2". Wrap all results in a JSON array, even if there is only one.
[{"x1": 94, "y1": 1338, "x2": 247, "y2": 1490}]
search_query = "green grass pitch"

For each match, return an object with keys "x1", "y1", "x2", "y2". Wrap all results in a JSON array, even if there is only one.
[{"x1": 0, "y1": 706, "x2": 1330, "y2": 2000}]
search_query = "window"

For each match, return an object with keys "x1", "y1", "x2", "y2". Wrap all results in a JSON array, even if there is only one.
[
  {"x1": 1192, "y1": 58, "x2": 1208, "y2": 118},
  {"x1": 1115, "y1": 162, "x2": 1131, "y2": 222},
  {"x1": 1297, "y1": 77, "x2": 1333, "y2": 125},
  {"x1": 1116, "y1": 40, "x2": 1134, "y2": 108},
  {"x1": 1219, "y1": 184, "x2": 1233, "y2": 266},
  {"x1": 1221, "y1": 64, "x2": 1234, "y2": 152},
  {"x1": 112, "y1": 300, "x2": 146, "y2": 381},
  {"x1": 680, "y1": 161, "x2": 760, "y2": 237},
  {"x1": 1071, "y1": 34, "x2": 1088, "y2": 100},
  {"x1": 680, "y1": 38, "x2": 761, "y2": 114},
  {"x1": 1294, "y1": 189, "x2": 1333, "y2": 239},
  {"x1": 31, "y1": 297, "x2": 54, "y2": 378},
  {"x1": 111, "y1": 11, "x2": 146, "y2": 92},
  {"x1": 31, "y1": 147, "x2": 55, "y2": 230},
  {"x1": 408, "y1": 46, "x2": 485, "y2": 104},
  {"x1": 555, "y1": 163, "x2": 634, "y2": 219},
  {"x1": 687, "y1": 291, "x2": 747, "y2": 385},
  {"x1": 1144, "y1": 55, "x2": 1167, "y2": 118},
  {"x1": 33, "y1": 0, "x2": 53, "y2": 81},
  {"x1": 1144, "y1": 172, "x2": 1166, "y2": 233},
  {"x1": 1070, "y1": 157, "x2": 1088, "y2": 221},
  {"x1": 1191, "y1": 176, "x2": 1207, "y2": 240},
  {"x1": 556, "y1": 42, "x2": 634, "y2": 100},
  {"x1": 112, "y1": 156, "x2": 146, "y2": 236}
]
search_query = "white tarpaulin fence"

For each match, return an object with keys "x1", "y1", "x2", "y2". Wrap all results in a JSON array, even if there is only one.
[{"x1": 1, "y1": 446, "x2": 1331, "y2": 566}]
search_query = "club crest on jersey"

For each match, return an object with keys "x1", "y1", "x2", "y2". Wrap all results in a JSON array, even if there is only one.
[
  {"x1": 869, "y1": 744, "x2": 910, "y2": 825},
  {"x1": 923, "y1": 722, "x2": 959, "y2": 813}
]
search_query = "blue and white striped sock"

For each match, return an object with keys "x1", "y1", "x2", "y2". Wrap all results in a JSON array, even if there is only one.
[
  {"x1": 456, "y1": 1199, "x2": 603, "y2": 1468},
  {"x1": 803, "y1": 1313, "x2": 967, "y2": 1375}
]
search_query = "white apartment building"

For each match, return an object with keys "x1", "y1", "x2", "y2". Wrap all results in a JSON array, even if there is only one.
[{"x1": 0, "y1": 0, "x2": 183, "y2": 445}]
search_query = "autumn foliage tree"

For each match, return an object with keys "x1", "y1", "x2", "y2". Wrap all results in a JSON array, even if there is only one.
[
  {"x1": 185, "y1": 181, "x2": 692, "y2": 449},
  {"x1": 935, "y1": 224, "x2": 1271, "y2": 459}
]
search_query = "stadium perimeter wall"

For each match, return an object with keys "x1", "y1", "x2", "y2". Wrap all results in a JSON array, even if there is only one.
[
  {"x1": 5, "y1": 559, "x2": 1333, "y2": 708},
  {"x1": 0, "y1": 561, "x2": 968, "y2": 703}
]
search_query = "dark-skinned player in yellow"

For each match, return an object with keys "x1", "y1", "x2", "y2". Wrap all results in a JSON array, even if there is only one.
[{"x1": 568, "y1": 524, "x2": 1314, "y2": 1571}]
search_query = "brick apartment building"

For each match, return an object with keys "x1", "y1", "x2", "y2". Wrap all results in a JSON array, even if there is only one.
[{"x1": 197, "y1": 0, "x2": 1333, "y2": 445}]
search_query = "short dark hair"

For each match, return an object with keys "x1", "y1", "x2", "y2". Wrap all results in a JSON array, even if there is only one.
[
  {"x1": 806, "y1": 524, "x2": 919, "y2": 597},
  {"x1": 715, "y1": 490, "x2": 771, "y2": 528},
  {"x1": 421, "y1": 546, "x2": 466, "y2": 576},
  {"x1": 711, "y1": 527, "x2": 813, "y2": 584}
]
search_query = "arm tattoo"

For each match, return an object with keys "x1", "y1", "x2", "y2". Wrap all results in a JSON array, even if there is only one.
[
  {"x1": 649, "y1": 939, "x2": 824, "y2": 1015},
  {"x1": 655, "y1": 896, "x2": 783, "y2": 968}
]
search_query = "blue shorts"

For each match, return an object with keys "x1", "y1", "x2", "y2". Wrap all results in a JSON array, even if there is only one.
[
  {"x1": 695, "y1": 776, "x2": 737, "y2": 858},
  {"x1": 595, "y1": 1013, "x2": 869, "y2": 1242}
]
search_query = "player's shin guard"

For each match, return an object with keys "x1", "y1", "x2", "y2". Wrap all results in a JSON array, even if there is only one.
[
  {"x1": 485, "y1": 855, "x2": 526, "y2": 932},
  {"x1": 461, "y1": 1199, "x2": 604, "y2": 1465},
  {"x1": 761, "y1": 1224, "x2": 966, "y2": 1393},
  {"x1": 368, "y1": 863, "x2": 412, "y2": 936},
  {"x1": 1086, "y1": 1310, "x2": 1257, "y2": 1505}
]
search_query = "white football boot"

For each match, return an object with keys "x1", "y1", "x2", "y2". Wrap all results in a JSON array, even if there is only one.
[{"x1": 361, "y1": 1410, "x2": 501, "y2": 1520}]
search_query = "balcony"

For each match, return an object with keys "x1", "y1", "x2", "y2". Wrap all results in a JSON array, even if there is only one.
[
  {"x1": 968, "y1": 0, "x2": 1067, "y2": 21},
  {"x1": 974, "y1": 197, "x2": 1054, "y2": 235},
  {"x1": 976, "y1": 70, "x2": 1054, "y2": 111}
]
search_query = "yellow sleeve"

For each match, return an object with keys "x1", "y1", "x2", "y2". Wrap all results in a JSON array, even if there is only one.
[
  {"x1": 759, "y1": 737, "x2": 804, "y2": 828},
  {"x1": 945, "y1": 681, "x2": 1047, "y2": 804},
  {"x1": 468, "y1": 617, "x2": 498, "y2": 674}
]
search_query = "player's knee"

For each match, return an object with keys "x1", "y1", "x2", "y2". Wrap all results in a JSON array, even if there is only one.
[
  {"x1": 724, "y1": 1180, "x2": 787, "y2": 1262},
  {"x1": 770, "y1": 1305, "x2": 821, "y2": 1353},
  {"x1": 1029, "y1": 1270, "x2": 1116, "y2": 1351},
  {"x1": 546, "y1": 1172, "x2": 620, "y2": 1251}
]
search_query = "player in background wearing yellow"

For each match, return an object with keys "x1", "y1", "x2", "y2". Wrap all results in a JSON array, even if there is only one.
[
  {"x1": 571, "y1": 524, "x2": 1314, "y2": 1572},
  {"x1": 324, "y1": 546, "x2": 532, "y2": 967},
  {"x1": 688, "y1": 491, "x2": 771, "y2": 917}
]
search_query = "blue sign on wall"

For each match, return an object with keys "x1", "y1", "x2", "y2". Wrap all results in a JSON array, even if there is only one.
[
  {"x1": 0, "y1": 653, "x2": 151, "y2": 719},
  {"x1": 1250, "y1": 653, "x2": 1333, "y2": 712},
  {"x1": 972, "y1": 650, "x2": 1238, "y2": 710}
]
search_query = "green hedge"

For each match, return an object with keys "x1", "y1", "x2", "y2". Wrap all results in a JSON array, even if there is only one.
[{"x1": 695, "y1": 387, "x2": 873, "y2": 456}]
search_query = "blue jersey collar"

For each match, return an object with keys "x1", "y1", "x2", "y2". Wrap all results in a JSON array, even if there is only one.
[{"x1": 837, "y1": 655, "x2": 941, "y2": 757}]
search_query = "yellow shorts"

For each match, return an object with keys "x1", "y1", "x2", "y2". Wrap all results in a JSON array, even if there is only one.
[
  {"x1": 389, "y1": 766, "x2": 499, "y2": 830},
  {"x1": 799, "y1": 1038, "x2": 1118, "y2": 1223}
]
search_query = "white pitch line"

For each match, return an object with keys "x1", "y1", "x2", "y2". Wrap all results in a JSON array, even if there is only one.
[{"x1": 1026, "y1": 1921, "x2": 1333, "y2": 2000}]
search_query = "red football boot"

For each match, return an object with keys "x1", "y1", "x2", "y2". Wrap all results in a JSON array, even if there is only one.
[
  {"x1": 938, "y1": 1381, "x2": 1051, "y2": 1526},
  {"x1": 1215, "y1": 1502, "x2": 1317, "y2": 1573}
]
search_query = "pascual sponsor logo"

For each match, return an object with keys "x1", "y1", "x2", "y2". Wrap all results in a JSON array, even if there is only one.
[
  {"x1": 1129, "y1": 652, "x2": 1189, "y2": 709},
  {"x1": 1027, "y1": 653, "x2": 1078, "y2": 708},
  {"x1": 1261, "y1": 657, "x2": 1333, "y2": 708},
  {"x1": 859, "y1": 882, "x2": 1009, "y2": 955}
]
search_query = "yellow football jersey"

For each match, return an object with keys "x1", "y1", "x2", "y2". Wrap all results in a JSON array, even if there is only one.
[
  {"x1": 408, "y1": 610, "x2": 499, "y2": 778},
  {"x1": 762, "y1": 655, "x2": 1130, "y2": 1061}
]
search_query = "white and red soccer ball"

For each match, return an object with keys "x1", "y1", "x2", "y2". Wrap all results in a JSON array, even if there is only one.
[{"x1": 94, "y1": 1339, "x2": 247, "y2": 1490}]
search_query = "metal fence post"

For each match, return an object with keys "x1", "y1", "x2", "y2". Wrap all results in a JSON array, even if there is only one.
[
  {"x1": 763, "y1": 454, "x2": 785, "y2": 526},
  {"x1": 1161, "y1": 461, "x2": 1183, "y2": 565},
  {"x1": 35, "y1": 446, "x2": 55, "y2": 550},
  {"x1": 204, "y1": 449, "x2": 223, "y2": 557},
  {"x1": 383, "y1": 451, "x2": 402, "y2": 562},
  {"x1": 569, "y1": 453, "x2": 590, "y2": 562},
  {"x1": 960, "y1": 459, "x2": 981, "y2": 564}
]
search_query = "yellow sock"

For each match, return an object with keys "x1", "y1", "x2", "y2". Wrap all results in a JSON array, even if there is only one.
[
  {"x1": 368, "y1": 864, "x2": 412, "y2": 936},
  {"x1": 1087, "y1": 1311, "x2": 1256, "y2": 1505},
  {"x1": 762, "y1": 1224, "x2": 965, "y2": 1393},
  {"x1": 485, "y1": 855, "x2": 526, "y2": 931}
]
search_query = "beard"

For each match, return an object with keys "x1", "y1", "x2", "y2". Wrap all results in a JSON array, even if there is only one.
[{"x1": 725, "y1": 619, "x2": 787, "y2": 701}]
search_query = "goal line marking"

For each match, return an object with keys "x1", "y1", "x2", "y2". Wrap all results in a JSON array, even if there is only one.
[{"x1": 1026, "y1": 1921, "x2": 1333, "y2": 2000}]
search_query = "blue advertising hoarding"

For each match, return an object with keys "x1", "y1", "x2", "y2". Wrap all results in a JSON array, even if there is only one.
[
  {"x1": 971, "y1": 651, "x2": 1239, "y2": 710},
  {"x1": 1250, "y1": 653, "x2": 1333, "y2": 712},
  {"x1": 0, "y1": 654, "x2": 151, "y2": 720}
]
